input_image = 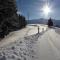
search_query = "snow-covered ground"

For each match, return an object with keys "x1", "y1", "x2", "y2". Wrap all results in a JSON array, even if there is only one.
[
  {"x1": 0, "y1": 24, "x2": 47, "y2": 47},
  {"x1": 0, "y1": 24, "x2": 60, "y2": 60}
]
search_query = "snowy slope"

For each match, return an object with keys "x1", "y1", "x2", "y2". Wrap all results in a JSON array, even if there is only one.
[
  {"x1": 0, "y1": 25, "x2": 60, "y2": 60},
  {"x1": 0, "y1": 24, "x2": 47, "y2": 47}
]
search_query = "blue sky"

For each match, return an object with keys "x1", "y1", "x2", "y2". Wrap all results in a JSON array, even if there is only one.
[{"x1": 16, "y1": 0, "x2": 60, "y2": 20}]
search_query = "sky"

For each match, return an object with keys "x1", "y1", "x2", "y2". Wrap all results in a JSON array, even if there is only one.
[{"x1": 16, "y1": 0, "x2": 60, "y2": 20}]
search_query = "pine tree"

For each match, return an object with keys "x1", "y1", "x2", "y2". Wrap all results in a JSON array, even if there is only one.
[
  {"x1": 19, "y1": 15, "x2": 27, "y2": 28},
  {"x1": 0, "y1": 0, "x2": 27, "y2": 38},
  {"x1": 0, "y1": 0, "x2": 19, "y2": 38},
  {"x1": 47, "y1": 18, "x2": 53, "y2": 27}
]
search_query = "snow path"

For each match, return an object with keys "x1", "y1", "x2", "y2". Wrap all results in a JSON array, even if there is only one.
[
  {"x1": 0, "y1": 25, "x2": 60, "y2": 60},
  {"x1": 35, "y1": 28, "x2": 60, "y2": 60}
]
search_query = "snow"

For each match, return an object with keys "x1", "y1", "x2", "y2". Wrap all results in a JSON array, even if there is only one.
[
  {"x1": 0, "y1": 24, "x2": 60, "y2": 60},
  {"x1": 0, "y1": 27, "x2": 29, "y2": 47}
]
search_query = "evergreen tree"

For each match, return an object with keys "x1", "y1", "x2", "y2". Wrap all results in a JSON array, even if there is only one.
[
  {"x1": 0, "y1": 0, "x2": 27, "y2": 38},
  {"x1": 0, "y1": 0, "x2": 19, "y2": 38},
  {"x1": 47, "y1": 18, "x2": 53, "y2": 27},
  {"x1": 19, "y1": 15, "x2": 27, "y2": 28}
]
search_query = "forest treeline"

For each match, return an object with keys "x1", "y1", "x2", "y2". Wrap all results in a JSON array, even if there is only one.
[{"x1": 0, "y1": 0, "x2": 27, "y2": 38}]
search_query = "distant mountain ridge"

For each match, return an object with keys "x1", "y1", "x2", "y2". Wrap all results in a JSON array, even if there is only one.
[
  {"x1": 27, "y1": 18, "x2": 47, "y2": 24},
  {"x1": 27, "y1": 18, "x2": 60, "y2": 27}
]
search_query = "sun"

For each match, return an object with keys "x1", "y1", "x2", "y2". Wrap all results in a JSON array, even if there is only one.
[{"x1": 42, "y1": 5, "x2": 51, "y2": 16}]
